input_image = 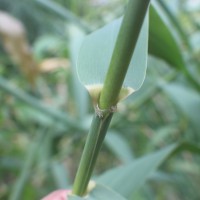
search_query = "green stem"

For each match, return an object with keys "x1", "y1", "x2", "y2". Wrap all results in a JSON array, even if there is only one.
[
  {"x1": 99, "y1": 0, "x2": 150, "y2": 109},
  {"x1": 73, "y1": 112, "x2": 113, "y2": 196},
  {"x1": 73, "y1": 0, "x2": 150, "y2": 196}
]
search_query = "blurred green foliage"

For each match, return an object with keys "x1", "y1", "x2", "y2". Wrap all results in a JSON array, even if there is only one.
[{"x1": 0, "y1": 0, "x2": 200, "y2": 199}]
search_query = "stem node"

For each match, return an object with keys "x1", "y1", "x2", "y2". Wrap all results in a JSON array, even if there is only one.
[{"x1": 95, "y1": 104, "x2": 117, "y2": 118}]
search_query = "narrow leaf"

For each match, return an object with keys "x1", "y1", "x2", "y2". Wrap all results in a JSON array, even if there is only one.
[
  {"x1": 149, "y1": 4, "x2": 184, "y2": 69},
  {"x1": 96, "y1": 142, "x2": 200, "y2": 198},
  {"x1": 69, "y1": 184, "x2": 126, "y2": 200},
  {"x1": 105, "y1": 131, "x2": 134, "y2": 163},
  {"x1": 161, "y1": 82, "x2": 200, "y2": 132}
]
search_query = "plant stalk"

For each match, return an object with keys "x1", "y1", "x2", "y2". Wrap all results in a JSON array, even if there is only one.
[
  {"x1": 73, "y1": 112, "x2": 113, "y2": 196},
  {"x1": 99, "y1": 0, "x2": 150, "y2": 109},
  {"x1": 73, "y1": 0, "x2": 150, "y2": 196}
]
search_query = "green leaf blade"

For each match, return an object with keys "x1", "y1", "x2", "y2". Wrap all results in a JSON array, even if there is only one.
[
  {"x1": 69, "y1": 184, "x2": 127, "y2": 200},
  {"x1": 96, "y1": 144, "x2": 177, "y2": 198},
  {"x1": 149, "y1": 4, "x2": 184, "y2": 69},
  {"x1": 96, "y1": 142, "x2": 200, "y2": 198},
  {"x1": 77, "y1": 14, "x2": 149, "y2": 101}
]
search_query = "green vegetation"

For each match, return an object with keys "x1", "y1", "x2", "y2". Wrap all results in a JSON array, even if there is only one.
[{"x1": 0, "y1": 0, "x2": 200, "y2": 200}]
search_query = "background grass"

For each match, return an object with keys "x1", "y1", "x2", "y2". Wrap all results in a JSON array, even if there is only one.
[{"x1": 0, "y1": 0, "x2": 200, "y2": 199}]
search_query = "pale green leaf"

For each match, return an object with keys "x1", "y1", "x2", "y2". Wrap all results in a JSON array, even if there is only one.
[
  {"x1": 96, "y1": 142, "x2": 200, "y2": 198},
  {"x1": 96, "y1": 144, "x2": 177, "y2": 198},
  {"x1": 77, "y1": 14, "x2": 149, "y2": 99},
  {"x1": 51, "y1": 161, "x2": 70, "y2": 188},
  {"x1": 68, "y1": 184, "x2": 126, "y2": 200},
  {"x1": 161, "y1": 82, "x2": 200, "y2": 132},
  {"x1": 105, "y1": 131, "x2": 134, "y2": 163}
]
